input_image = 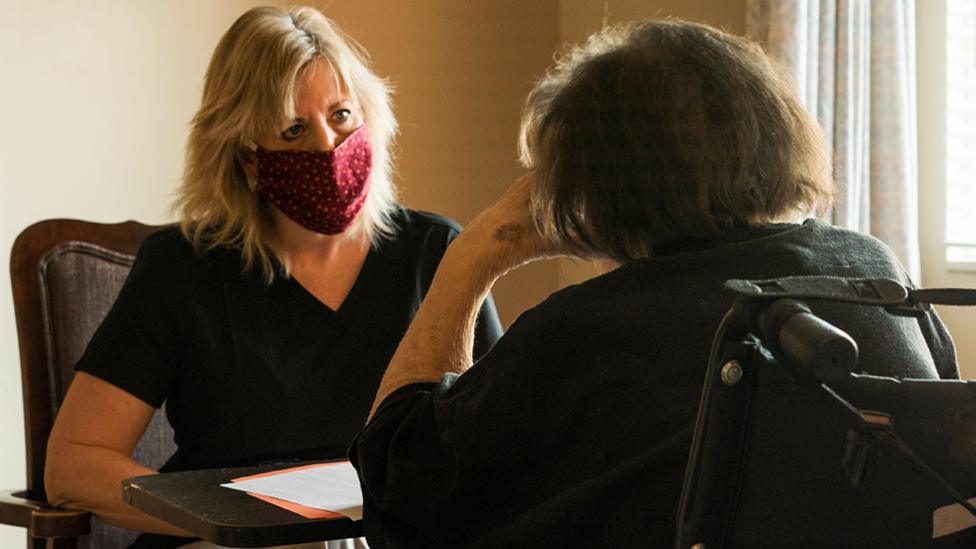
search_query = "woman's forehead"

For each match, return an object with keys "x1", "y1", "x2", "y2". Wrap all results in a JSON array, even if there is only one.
[{"x1": 294, "y1": 57, "x2": 353, "y2": 110}]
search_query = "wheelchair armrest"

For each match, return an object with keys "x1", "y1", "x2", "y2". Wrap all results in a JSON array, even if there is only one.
[{"x1": 0, "y1": 489, "x2": 91, "y2": 538}]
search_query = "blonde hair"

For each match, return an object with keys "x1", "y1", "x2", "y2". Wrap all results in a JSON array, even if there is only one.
[
  {"x1": 174, "y1": 6, "x2": 398, "y2": 281},
  {"x1": 519, "y1": 20, "x2": 833, "y2": 262}
]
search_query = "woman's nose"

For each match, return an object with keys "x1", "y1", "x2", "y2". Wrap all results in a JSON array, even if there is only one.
[{"x1": 310, "y1": 121, "x2": 344, "y2": 152}]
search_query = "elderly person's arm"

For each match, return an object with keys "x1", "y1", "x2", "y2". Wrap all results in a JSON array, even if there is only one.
[{"x1": 367, "y1": 176, "x2": 561, "y2": 421}]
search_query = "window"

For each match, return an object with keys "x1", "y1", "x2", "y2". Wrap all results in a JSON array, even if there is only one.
[{"x1": 946, "y1": 0, "x2": 976, "y2": 267}]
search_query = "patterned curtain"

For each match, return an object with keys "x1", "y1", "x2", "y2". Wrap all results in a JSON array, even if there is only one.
[{"x1": 747, "y1": 0, "x2": 920, "y2": 279}]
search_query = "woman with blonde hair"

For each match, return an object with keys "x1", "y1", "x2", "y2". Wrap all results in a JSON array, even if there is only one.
[
  {"x1": 352, "y1": 19, "x2": 958, "y2": 547},
  {"x1": 44, "y1": 6, "x2": 501, "y2": 548}
]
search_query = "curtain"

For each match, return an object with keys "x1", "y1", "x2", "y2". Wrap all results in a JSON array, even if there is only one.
[{"x1": 747, "y1": 0, "x2": 920, "y2": 279}]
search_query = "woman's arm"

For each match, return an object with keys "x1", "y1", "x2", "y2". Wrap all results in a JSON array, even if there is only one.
[
  {"x1": 368, "y1": 176, "x2": 565, "y2": 421},
  {"x1": 45, "y1": 372, "x2": 191, "y2": 536}
]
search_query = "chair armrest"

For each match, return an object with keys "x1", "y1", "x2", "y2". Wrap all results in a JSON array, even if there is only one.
[{"x1": 0, "y1": 489, "x2": 91, "y2": 538}]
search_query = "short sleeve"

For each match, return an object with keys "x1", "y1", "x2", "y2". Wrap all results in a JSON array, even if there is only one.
[{"x1": 74, "y1": 230, "x2": 182, "y2": 407}]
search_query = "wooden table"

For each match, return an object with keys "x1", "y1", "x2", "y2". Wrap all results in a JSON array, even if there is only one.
[{"x1": 122, "y1": 463, "x2": 363, "y2": 547}]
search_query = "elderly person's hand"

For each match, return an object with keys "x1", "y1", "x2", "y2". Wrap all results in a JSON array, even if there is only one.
[{"x1": 448, "y1": 174, "x2": 569, "y2": 281}]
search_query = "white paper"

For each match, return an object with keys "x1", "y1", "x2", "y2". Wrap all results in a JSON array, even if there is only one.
[{"x1": 222, "y1": 462, "x2": 363, "y2": 520}]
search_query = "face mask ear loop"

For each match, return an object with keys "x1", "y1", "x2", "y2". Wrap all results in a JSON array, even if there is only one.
[{"x1": 238, "y1": 139, "x2": 259, "y2": 191}]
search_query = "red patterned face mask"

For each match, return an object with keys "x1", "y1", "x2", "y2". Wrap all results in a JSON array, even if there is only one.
[{"x1": 255, "y1": 125, "x2": 372, "y2": 235}]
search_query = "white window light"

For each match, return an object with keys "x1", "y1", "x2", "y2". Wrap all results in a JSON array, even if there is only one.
[{"x1": 946, "y1": 0, "x2": 976, "y2": 269}]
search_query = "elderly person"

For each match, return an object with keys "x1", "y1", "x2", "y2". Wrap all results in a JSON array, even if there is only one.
[
  {"x1": 44, "y1": 6, "x2": 501, "y2": 548},
  {"x1": 352, "y1": 20, "x2": 958, "y2": 547}
]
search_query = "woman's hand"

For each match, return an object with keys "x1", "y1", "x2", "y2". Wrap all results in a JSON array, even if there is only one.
[{"x1": 448, "y1": 174, "x2": 569, "y2": 282}]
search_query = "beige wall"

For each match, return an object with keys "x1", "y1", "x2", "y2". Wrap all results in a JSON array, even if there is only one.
[{"x1": 321, "y1": 1, "x2": 562, "y2": 327}]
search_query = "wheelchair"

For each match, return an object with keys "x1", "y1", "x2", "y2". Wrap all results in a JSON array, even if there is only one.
[{"x1": 677, "y1": 276, "x2": 976, "y2": 548}]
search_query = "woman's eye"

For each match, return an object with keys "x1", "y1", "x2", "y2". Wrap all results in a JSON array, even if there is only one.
[
  {"x1": 332, "y1": 109, "x2": 352, "y2": 124},
  {"x1": 281, "y1": 124, "x2": 304, "y2": 140}
]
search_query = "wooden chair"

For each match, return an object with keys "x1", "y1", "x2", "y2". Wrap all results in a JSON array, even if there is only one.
[{"x1": 2, "y1": 219, "x2": 176, "y2": 549}]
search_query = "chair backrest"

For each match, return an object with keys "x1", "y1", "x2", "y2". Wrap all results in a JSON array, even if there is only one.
[
  {"x1": 676, "y1": 280, "x2": 976, "y2": 548},
  {"x1": 10, "y1": 219, "x2": 177, "y2": 549}
]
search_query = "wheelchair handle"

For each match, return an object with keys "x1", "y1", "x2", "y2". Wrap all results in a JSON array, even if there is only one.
[{"x1": 757, "y1": 298, "x2": 859, "y2": 383}]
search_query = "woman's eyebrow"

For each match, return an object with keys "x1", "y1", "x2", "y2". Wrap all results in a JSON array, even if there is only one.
[{"x1": 291, "y1": 100, "x2": 350, "y2": 121}]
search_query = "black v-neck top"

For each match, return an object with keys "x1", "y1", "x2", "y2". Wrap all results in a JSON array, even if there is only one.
[{"x1": 76, "y1": 208, "x2": 503, "y2": 473}]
